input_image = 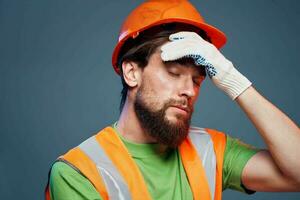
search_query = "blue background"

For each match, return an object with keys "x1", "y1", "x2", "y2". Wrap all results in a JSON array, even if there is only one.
[{"x1": 1, "y1": 0, "x2": 299, "y2": 199}]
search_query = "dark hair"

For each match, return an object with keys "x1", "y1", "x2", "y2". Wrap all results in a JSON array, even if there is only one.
[{"x1": 117, "y1": 23, "x2": 211, "y2": 112}]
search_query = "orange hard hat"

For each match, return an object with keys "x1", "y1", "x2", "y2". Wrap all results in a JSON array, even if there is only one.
[{"x1": 112, "y1": 0, "x2": 227, "y2": 75}]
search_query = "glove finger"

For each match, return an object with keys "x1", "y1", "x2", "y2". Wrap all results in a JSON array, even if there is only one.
[
  {"x1": 169, "y1": 31, "x2": 200, "y2": 41},
  {"x1": 161, "y1": 40, "x2": 198, "y2": 61},
  {"x1": 161, "y1": 47, "x2": 192, "y2": 61},
  {"x1": 161, "y1": 39, "x2": 198, "y2": 53},
  {"x1": 161, "y1": 39, "x2": 208, "y2": 61},
  {"x1": 161, "y1": 46, "x2": 204, "y2": 62},
  {"x1": 161, "y1": 43, "x2": 215, "y2": 71}
]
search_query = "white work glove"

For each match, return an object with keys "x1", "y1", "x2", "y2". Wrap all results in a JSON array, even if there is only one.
[{"x1": 161, "y1": 31, "x2": 252, "y2": 100}]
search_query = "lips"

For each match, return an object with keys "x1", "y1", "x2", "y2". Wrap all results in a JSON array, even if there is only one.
[{"x1": 171, "y1": 105, "x2": 190, "y2": 114}]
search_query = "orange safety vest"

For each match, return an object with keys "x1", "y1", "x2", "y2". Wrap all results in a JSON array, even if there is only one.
[{"x1": 45, "y1": 126, "x2": 226, "y2": 200}]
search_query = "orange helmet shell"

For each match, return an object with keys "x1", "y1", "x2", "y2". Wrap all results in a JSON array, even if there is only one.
[{"x1": 112, "y1": 0, "x2": 227, "y2": 75}]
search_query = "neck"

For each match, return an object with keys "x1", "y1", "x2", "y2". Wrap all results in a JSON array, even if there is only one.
[{"x1": 116, "y1": 100, "x2": 156, "y2": 144}]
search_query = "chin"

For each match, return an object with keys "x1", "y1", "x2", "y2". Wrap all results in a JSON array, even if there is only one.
[{"x1": 165, "y1": 114, "x2": 187, "y2": 125}]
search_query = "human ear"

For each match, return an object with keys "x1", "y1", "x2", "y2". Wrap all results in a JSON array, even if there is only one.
[{"x1": 121, "y1": 61, "x2": 141, "y2": 87}]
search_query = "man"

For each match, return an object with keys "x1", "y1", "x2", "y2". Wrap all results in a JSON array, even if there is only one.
[{"x1": 45, "y1": 1, "x2": 300, "y2": 199}]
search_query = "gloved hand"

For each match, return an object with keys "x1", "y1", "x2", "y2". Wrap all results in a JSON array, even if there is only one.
[{"x1": 160, "y1": 31, "x2": 252, "y2": 100}]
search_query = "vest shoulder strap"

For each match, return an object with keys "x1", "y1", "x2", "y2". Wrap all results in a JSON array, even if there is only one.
[
  {"x1": 182, "y1": 127, "x2": 226, "y2": 200},
  {"x1": 205, "y1": 128, "x2": 226, "y2": 200},
  {"x1": 61, "y1": 146, "x2": 109, "y2": 200},
  {"x1": 92, "y1": 127, "x2": 152, "y2": 200},
  {"x1": 62, "y1": 127, "x2": 152, "y2": 200}
]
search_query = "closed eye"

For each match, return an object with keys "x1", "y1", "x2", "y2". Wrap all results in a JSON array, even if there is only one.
[{"x1": 168, "y1": 71, "x2": 180, "y2": 77}]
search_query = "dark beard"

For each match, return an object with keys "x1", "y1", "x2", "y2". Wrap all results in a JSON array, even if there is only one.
[{"x1": 134, "y1": 89, "x2": 193, "y2": 148}]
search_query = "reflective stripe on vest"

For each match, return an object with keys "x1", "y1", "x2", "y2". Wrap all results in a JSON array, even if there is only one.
[
  {"x1": 189, "y1": 127, "x2": 216, "y2": 200},
  {"x1": 79, "y1": 136, "x2": 131, "y2": 200}
]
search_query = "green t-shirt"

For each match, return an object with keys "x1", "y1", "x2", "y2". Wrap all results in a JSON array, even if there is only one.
[{"x1": 49, "y1": 125, "x2": 259, "y2": 200}]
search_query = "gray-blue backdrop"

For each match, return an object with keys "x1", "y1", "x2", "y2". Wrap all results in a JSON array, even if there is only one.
[{"x1": 1, "y1": 0, "x2": 299, "y2": 199}]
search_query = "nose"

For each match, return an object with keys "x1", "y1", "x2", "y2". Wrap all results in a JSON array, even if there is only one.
[{"x1": 179, "y1": 77, "x2": 196, "y2": 99}]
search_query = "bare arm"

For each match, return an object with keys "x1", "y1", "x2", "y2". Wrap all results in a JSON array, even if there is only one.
[
  {"x1": 236, "y1": 86, "x2": 300, "y2": 191},
  {"x1": 160, "y1": 31, "x2": 300, "y2": 191}
]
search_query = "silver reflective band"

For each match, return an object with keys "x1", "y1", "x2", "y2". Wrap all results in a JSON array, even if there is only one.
[
  {"x1": 79, "y1": 136, "x2": 132, "y2": 200},
  {"x1": 189, "y1": 127, "x2": 216, "y2": 200}
]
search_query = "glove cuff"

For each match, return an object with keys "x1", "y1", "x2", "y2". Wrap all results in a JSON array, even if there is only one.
[{"x1": 215, "y1": 67, "x2": 252, "y2": 100}]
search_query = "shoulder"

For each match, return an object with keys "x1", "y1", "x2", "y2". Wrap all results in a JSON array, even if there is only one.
[
  {"x1": 222, "y1": 135, "x2": 259, "y2": 193},
  {"x1": 224, "y1": 135, "x2": 259, "y2": 160},
  {"x1": 50, "y1": 161, "x2": 84, "y2": 183},
  {"x1": 49, "y1": 161, "x2": 102, "y2": 199}
]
